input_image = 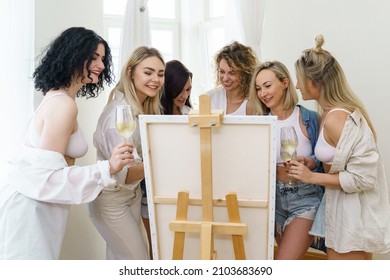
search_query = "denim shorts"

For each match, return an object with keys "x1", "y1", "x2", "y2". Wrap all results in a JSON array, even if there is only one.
[{"x1": 274, "y1": 180, "x2": 324, "y2": 236}]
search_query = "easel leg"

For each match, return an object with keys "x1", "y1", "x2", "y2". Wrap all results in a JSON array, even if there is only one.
[
  {"x1": 172, "y1": 191, "x2": 189, "y2": 260},
  {"x1": 200, "y1": 223, "x2": 214, "y2": 260},
  {"x1": 226, "y1": 192, "x2": 246, "y2": 260}
]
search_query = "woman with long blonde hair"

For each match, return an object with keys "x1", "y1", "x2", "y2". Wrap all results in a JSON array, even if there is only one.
[
  {"x1": 290, "y1": 35, "x2": 390, "y2": 260},
  {"x1": 89, "y1": 46, "x2": 165, "y2": 259},
  {"x1": 247, "y1": 61, "x2": 324, "y2": 259}
]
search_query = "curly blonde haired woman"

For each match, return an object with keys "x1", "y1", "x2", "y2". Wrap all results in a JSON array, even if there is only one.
[{"x1": 206, "y1": 41, "x2": 259, "y2": 115}]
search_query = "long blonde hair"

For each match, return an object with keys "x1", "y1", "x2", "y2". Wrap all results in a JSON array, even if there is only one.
[
  {"x1": 107, "y1": 46, "x2": 164, "y2": 116},
  {"x1": 295, "y1": 35, "x2": 377, "y2": 141},
  {"x1": 248, "y1": 61, "x2": 298, "y2": 115}
]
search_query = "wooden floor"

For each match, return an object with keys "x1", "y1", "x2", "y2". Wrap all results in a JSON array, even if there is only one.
[
  {"x1": 274, "y1": 245, "x2": 327, "y2": 260},
  {"x1": 303, "y1": 248, "x2": 327, "y2": 260}
]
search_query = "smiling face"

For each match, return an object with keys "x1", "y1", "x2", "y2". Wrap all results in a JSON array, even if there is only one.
[
  {"x1": 83, "y1": 43, "x2": 106, "y2": 84},
  {"x1": 255, "y1": 69, "x2": 288, "y2": 110},
  {"x1": 131, "y1": 56, "x2": 165, "y2": 103},
  {"x1": 218, "y1": 58, "x2": 240, "y2": 93},
  {"x1": 173, "y1": 76, "x2": 192, "y2": 111}
]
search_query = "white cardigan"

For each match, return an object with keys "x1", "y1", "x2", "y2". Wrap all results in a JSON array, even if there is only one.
[{"x1": 0, "y1": 147, "x2": 115, "y2": 259}]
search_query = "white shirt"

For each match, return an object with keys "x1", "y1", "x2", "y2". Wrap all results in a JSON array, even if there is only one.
[
  {"x1": 0, "y1": 147, "x2": 115, "y2": 259},
  {"x1": 93, "y1": 90, "x2": 142, "y2": 191},
  {"x1": 180, "y1": 105, "x2": 191, "y2": 115},
  {"x1": 205, "y1": 86, "x2": 247, "y2": 115},
  {"x1": 325, "y1": 110, "x2": 390, "y2": 254}
]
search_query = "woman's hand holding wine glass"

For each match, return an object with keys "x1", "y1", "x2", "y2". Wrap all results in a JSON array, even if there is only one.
[
  {"x1": 115, "y1": 105, "x2": 140, "y2": 168},
  {"x1": 108, "y1": 142, "x2": 134, "y2": 175}
]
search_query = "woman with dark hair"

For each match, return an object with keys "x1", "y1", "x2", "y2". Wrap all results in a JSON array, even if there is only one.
[
  {"x1": 0, "y1": 27, "x2": 133, "y2": 259},
  {"x1": 161, "y1": 60, "x2": 193, "y2": 115}
]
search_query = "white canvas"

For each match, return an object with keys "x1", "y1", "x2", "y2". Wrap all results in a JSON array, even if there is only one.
[{"x1": 139, "y1": 114, "x2": 277, "y2": 260}]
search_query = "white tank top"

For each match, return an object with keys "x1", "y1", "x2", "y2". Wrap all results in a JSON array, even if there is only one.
[
  {"x1": 276, "y1": 106, "x2": 312, "y2": 165},
  {"x1": 27, "y1": 93, "x2": 88, "y2": 158},
  {"x1": 207, "y1": 86, "x2": 248, "y2": 115},
  {"x1": 315, "y1": 108, "x2": 351, "y2": 165}
]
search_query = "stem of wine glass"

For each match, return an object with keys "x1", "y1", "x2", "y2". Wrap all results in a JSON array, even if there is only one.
[{"x1": 288, "y1": 151, "x2": 297, "y2": 187}]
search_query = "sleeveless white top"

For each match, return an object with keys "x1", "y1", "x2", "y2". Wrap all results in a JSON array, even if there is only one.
[
  {"x1": 276, "y1": 106, "x2": 312, "y2": 165},
  {"x1": 27, "y1": 93, "x2": 88, "y2": 158},
  {"x1": 206, "y1": 86, "x2": 247, "y2": 115},
  {"x1": 315, "y1": 108, "x2": 351, "y2": 164}
]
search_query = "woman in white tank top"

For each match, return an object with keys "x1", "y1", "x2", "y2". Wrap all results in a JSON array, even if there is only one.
[
  {"x1": 248, "y1": 61, "x2": 324, "y2": 259},
  {"x1": 206, "y1": 41, "x2": 259, "y2": 115},
  {"x1": 0, "y1": 27, "x2": 133, "y2": 260},
  {"x1": 290, "y1": 35, "x2": 390, "y2": 259}
]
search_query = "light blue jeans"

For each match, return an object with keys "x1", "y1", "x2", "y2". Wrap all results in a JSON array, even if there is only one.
[
  {"x1": 274, "y1": 180, "x2": 323, "y2": 236},
  {"x1": 274, "y1": 180, "x2": 326, "y2": 252}
]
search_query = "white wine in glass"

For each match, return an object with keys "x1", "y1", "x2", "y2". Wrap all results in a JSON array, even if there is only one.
[
  {"x1": 280, "y1": 126, "x2": 298, "y2": 186},
  {"x1": 115, "y1": 105, "x2": 136, "y2": 142}
]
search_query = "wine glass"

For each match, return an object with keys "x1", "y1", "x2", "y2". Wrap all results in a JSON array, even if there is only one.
[
  {"x1": 280, "y1": 126, "x2": 298, "y2": 187},
  {"x1": 115, "y1": 105, "x2": 136, "y2": 142},
  {"x1": 116, "y1": 105, "x2": 141, "y2": 166}
]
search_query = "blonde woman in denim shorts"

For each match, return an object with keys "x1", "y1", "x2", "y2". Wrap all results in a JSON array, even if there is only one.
[{"x1": 247, "y1": 61, "x2": 324, "y2": 259}]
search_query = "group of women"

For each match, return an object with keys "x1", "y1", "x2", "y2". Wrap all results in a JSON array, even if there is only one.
[{"x1": 0, "y1": 27, "x2": 389, "y2": 261}]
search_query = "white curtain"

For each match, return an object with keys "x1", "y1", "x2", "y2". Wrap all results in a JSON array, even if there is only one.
[
  {"x1": 118, "y1": 0, "x2": 151, "y2": 68},
  {"x1": 0, "y1": 0, "x2": 34, "y2": 182},
  {"x1": 225, "y1": 0, "x2": 267, "y2": 60}
]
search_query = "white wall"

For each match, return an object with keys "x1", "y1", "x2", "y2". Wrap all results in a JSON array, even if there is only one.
[
  {"x1": 35, "y1": 0, "x2": 107, "y2": 259},
  {"x1": 260, "y1": 0, "x2": 390, "y2": 259}
]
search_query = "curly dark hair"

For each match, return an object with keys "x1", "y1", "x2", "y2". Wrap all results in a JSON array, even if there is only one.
[
  {"x1": 33, "y1": 27, "x2": 113, "y2": 98},
  {"x1": 161, "y1": 60, "x2": 193, "y2": 115}
]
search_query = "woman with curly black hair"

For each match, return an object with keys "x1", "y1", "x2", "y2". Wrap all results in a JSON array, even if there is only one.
[{"x1": 0, "y1": 27, "x2": 134, "y2": 259}]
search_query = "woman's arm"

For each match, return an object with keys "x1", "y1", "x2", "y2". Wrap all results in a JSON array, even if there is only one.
[
  {"x1": 126, "y1": 161, "x2": 144, "y2": 183},
  {"x1": 288, "y1": 161, "x2": 342, "y2": 188}
]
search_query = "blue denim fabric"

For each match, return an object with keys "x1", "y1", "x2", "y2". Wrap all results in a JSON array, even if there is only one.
[
  {"x1": 309, "y1": 195, "x2": 327, "y2": 252},
  {"x1": 298, "y1": 105, "x2": 323, "y2": 173},
  {"x1": 297, "y1": 105, "x2": 327, "y2": 252},
  {"x1": 309, "y1": 195, "x2": 326, "y2": 237},
  {"x1": 274, "y1": 180, "x2": 326, "y2": 252},
  {"x1": 274, "y1": 180, "x2": 323, "y2": 234}
]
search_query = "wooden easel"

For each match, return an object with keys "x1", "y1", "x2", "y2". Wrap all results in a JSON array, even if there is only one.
[{"x1": 169, "y1": 95, "x2": 248, "y2": 260}]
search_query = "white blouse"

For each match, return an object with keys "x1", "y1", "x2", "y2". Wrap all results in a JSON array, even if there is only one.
[
  {"x1": 93, "y1": 90, "x2": 143, "y2": 191},
  {"x1": 0, "y1": 146, "x2": 115, "y2": 259},
  {"x1": 324, "y1": 110, "x2": 390, "y2": 254}
]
